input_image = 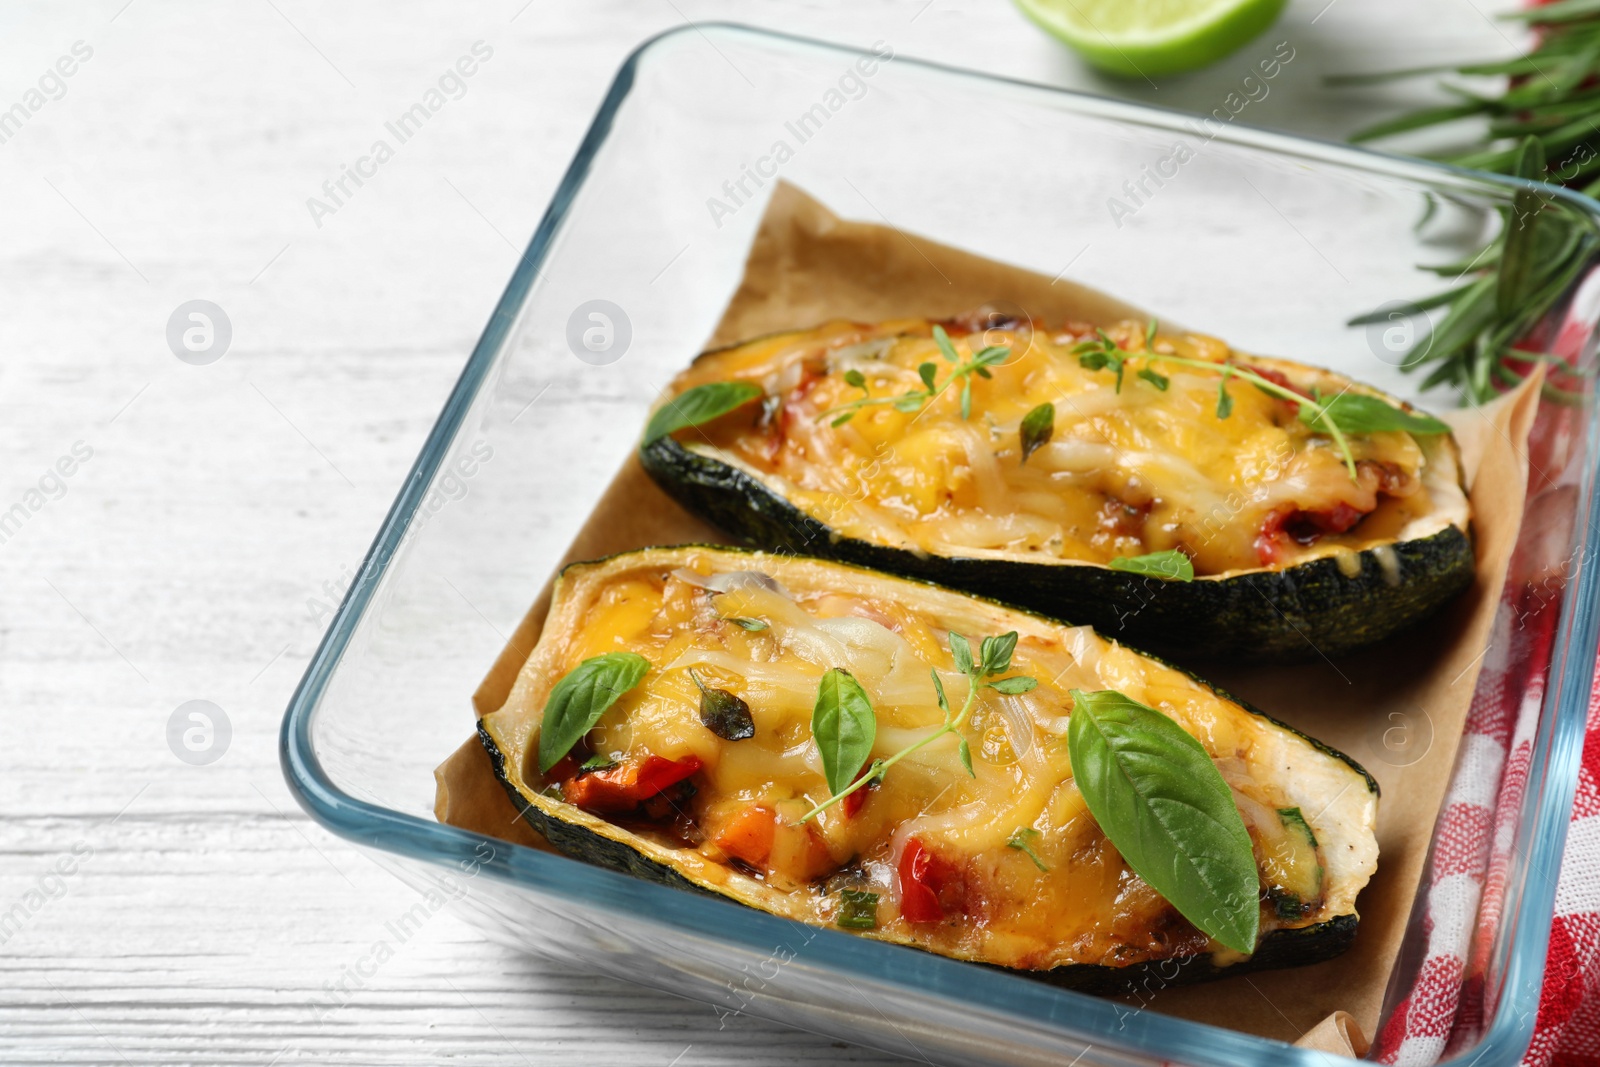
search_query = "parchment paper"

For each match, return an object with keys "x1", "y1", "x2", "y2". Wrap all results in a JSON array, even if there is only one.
[{"x1": 436, "y1": 182, "x2": 1541, "y2": 1056}]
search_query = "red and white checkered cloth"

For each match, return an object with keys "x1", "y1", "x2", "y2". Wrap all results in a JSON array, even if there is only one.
[
  {"x1": 1372, "y1": 299, "x2": 1599, "y2": 1064},
  {"x1": 1371, "y1": 571, "x2": 1576, "y2": 1064}
]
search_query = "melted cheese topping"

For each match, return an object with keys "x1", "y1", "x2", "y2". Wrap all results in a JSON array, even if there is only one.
[
  {"x1": 485, "y1": 549, "x2": 1380, "y2": 973},
  {"x1": 665, "y1": 319, "x2": 1455, "y2": 576}
]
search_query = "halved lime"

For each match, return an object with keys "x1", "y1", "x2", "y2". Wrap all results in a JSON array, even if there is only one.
[{"x1": 1014, "y1": 0, "x2": 1289, "y2": 78}]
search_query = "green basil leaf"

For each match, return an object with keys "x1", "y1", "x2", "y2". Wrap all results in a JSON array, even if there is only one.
[
  {"x1": 831, "y1": 412, "x2": 855, "y2": 427},
  {"x1": 1145, "y1": 319, "x2": 1159, "y2": 348},
  {"x1": 1067, "y1": 689, "x2": 1260, "y2": 954},
  {"x1": 690, "y1": 669, "x2": 756, "y2": 741},
  {"x1": 1019, "y1": 402, "x2": 1055, "y2": 464},
  {"x1": 1106, "y1": 549, "x2": 1195, "y2": 582},
  {"x1": 1300, "y1": 393, "x2": 1450, "y2": 436},
  {"x1": 537, "y1": 652, "x2": 652, "y2": 772},
  {"x1": 580, "y1": 752, "x2": 617, "y2": 772},
  {"x1": 642, "y1": 382, "x2": 763, "y2": 445},
  {"x1": 918, "y1": 361, "x2": 939, "y2": 391},
  {"x1": 960, "y1": 378, "x2": 972, "y2": 420},
  {"x1": 957, "y1": 738, "x2": 975, "y2": 777},
  {"x1": 979, "y1": 631, "x2": 1018, "y2": 676},
  {"x1": 843, "y1": 368, "x2": 866, "y2": 389},
  {"x1": 948, "y1": 632, "x2": 974, "y2": 675},
  {"x1": 1137, "y1": 367, "x2": 1169, "y2": 391},
  {"x1": 728, "y1": 616, "x2": 768, "y2": 631},
  {"x1": 811, "y1": 668, "x2": 877, "y2": 796},
  {"x1": 989, "y1": 676, "x2": 1038, "y2": 695},
  {"x1": 932, "y1": 324, "x2": 960, "y2": 362}
]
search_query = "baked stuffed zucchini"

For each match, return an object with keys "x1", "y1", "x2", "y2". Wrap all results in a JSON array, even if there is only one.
[
  {"x1": 637, "y1": 316, "x2": 1473, "y2": 660},
  {"x1": 479, "y1": 546, "x2": 1379, "y2": 993}
]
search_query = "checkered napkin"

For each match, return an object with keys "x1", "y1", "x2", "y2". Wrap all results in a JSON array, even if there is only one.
[
  {"x1": 1371, "y1": 576, "x2": 1571, "y2": 1064},
  {"x1": 1372, "y1": 356, "x2": 1596, "y2": 1062}
]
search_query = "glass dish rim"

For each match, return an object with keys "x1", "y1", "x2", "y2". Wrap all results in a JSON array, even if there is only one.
[{"x1": 279, "y1": 23, "x2": 1600, "y2": 1067}]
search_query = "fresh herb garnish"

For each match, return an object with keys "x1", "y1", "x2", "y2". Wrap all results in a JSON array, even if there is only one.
[
  {"x1": 821, "y1": 325, "x2": 1010, "y2": 426},
  {"x1": 1074, "y1": 328, "x2": 1128, "y2": 392},
  {"x1": 689, "y1": 668, "x2": 755, "y2": 742},
  {"x1": 1019, "y1": 402, "x2": 1055, "y2": 463},
  {"x1": 1299, "y1": 392, "x2": 1452, "y2": 436},
  {"x1": 1106, "y1": 549, "x2": 1195, "y2": 582},
  {"x1": 537, "y1": 652, "x2": 652, "y2": 773},
  {"x1": 1073, "y1": 324, "x2": 1448, "y2": 481},
  {"x1": 801, "y1": 631, "x2": 1037, "y2": 821},
  {"x1": 643, "y1": 381, "x2": 764, "y2": 445},
  {"x1": 1067, "y1": 689, "x2": 1260, "y2": 954},
  {"x1": 836, "y1": 889, "x2": 880, "y2": 929},
  {"x1": 727, "y1": 616, "x2": 768, "y2": 632},
  {"x1": 1137, "y1": 367, "x2": 1170, "y2": 391},
  {"x1": 1331, "y1": 10, "x2": 1600, "y2": 404},
  {"x1": 580, "y1": 752, "x2": 617, "y2": 772},
  {"x1": 1006, "y1": 827, "x2": 1050, "y2": 872},
  {"x1": 810, "y1": 668, "x2": 877, "y2": 797}
]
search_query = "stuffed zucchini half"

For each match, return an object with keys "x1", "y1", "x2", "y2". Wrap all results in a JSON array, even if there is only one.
[
  {"x1": 637, "y1": 316, "x2": 1473, "y2": 660},
  {"x1": 479, "y1": 546, "x2": 1379, "y2": 992}
]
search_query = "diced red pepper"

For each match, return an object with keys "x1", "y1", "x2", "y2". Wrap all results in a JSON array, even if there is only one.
[
  {"x1": 1255, "y1": 502, "x2": 1370, "y2": 565},
  {"x1": 544, "y1": 755, "x2": 580, "y2": 782},
  {"x1": 562, "y1": 755, "x2": 702, "y2": 813},
  {"x1": 1284, "y1": 502, "x2": 1364, "y2": 542},
  {"x1": 1243, "y1": 364, "x2": 1311, "y2": 402},
  {"x1": 898, "y1": 837, "x2": 959, "y2": 924},
  {"x1": 841, "y1": 767, "x2": 880, "y2": 819},
  {"x1": 1254, "y1": 508, "x2": 1290, "y2": 566},
  {"x1": 841, "y1": 788, "x2": 868, "y2": 820}
]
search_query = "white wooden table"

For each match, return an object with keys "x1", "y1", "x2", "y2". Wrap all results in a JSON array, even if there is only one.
[{"x1": 0, "y1": 1, "x2": 1515, "y2": 1062}]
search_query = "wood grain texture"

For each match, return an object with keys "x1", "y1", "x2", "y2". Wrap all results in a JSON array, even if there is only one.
[{"x1": 0, "y1": 0, "x2": 1514, "y2": 1062}]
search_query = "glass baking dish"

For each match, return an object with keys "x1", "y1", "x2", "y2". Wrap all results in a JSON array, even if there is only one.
[{"x1": 280, "y1": 24, "x2": 1600, "y2": 1067}]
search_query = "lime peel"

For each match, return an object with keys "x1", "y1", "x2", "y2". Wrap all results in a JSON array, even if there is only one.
[{"x1": 1014, "y1": 0, "x2": 1289, "y2": 79}]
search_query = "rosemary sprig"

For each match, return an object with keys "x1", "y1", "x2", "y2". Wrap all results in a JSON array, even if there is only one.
[
  {"x1": 820, "y1": 325, "x2": 1010, "y2": 426},
  {"x1": 1330, "y1": 3, "x2": 1600, "y2": 402}
]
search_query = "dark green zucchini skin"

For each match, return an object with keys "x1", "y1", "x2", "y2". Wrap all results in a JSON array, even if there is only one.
[
  {"x1": 479, "y1": 723, "x2": 1359, "y2": 997},
  {"x1": 639, "y1": 437, "x2": 1473, "y2": 663}
]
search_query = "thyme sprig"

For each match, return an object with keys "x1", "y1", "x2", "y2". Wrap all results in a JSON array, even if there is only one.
[
  {"x1": 800, "y1": 631, "x2": 1037, "y2": 822},
  {"x1": 1007, "y1": 827, "x2": 1050, "y2": 872},
  {"x1": 1071, "y1": 327, "x2": 1364, "y2": 479},
  {"x1": 820, "y1": 325, "x2": 1011, "y2": 426}
]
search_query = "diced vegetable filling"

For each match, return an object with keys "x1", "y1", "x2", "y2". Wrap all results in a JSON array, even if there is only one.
[
  {"x1": 525, "y1": 559, "x2": 1341, "y2": 969},
  {"x1": 662, "y1": 317, "x2": 1444, "y2": 575}
]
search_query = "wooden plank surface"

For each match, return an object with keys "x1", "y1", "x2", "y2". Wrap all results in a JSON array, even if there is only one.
[{"x1": 0, "y1": 0, "x2": 1513, "y2": 1062}]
